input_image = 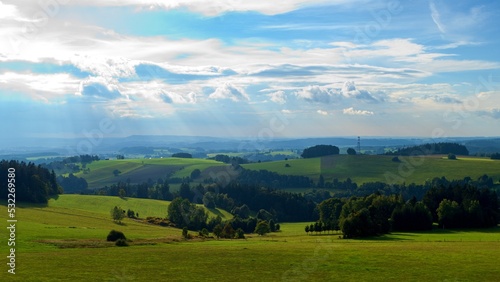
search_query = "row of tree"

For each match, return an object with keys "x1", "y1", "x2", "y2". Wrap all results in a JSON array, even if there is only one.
[
  {"x1": 386, "y1": 142, "x2": 469, "y2": 156},
  {"x1": 308, "y1": 180, "x2": 498, "y2": 238}
]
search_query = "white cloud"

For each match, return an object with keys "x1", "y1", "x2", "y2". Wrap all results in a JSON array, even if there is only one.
[
  {"x1": 341, "y1": 81, "x2": 380, "y2": 102},
  {"x1": 0, "y1": 72, "x2": 79, "y2": 102},
  {"x1": 159, "y1": 91, "x2": 197, "y2": 104},
  {"x1": 317, "y1": 110, "x2": 328, "y2": 115},
  {"x1": 0, "y1": 1, "x2": 19, "y2": 19},
  {"x1": 52, "y1": 0, "x2": 340, "y2": 16},
  {"x1": 343, "y1": 107, "x2": 374, "y2": 116},
  {"x1": 209, "y1": 82, "x2": 249, "y2": 102},
  {"x1": 268, "y1": 90, "x2": 286, "y2": 104},
  {"x1": 295, "y1": 85, "x2": 337, "y2": 103}
]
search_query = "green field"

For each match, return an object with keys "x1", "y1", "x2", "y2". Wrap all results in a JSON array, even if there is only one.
[
  {"x1": 76, "y1": 158, "x2": 226, "y2": 188},
  {"x1": 74, "y1": 155, "x2": 500, "y2": 191},
  {"x1": 243, "y1": 155, "x2": 500, "y2": 184},
  {"x1": 2, "y1": 195, "x2": 500, "y2": 281}
]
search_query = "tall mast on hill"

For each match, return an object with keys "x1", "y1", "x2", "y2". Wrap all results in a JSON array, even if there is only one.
[{"x1": 357, "y1": 136, "x2": 361, "y2": 154}]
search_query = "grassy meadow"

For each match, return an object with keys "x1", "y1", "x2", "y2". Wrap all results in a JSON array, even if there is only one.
[
  {"x1": 1, "y1": 195, "x2": 500, "y2": 281},
  {"x1": 75, "y1": 158, "x2": 226, "y2": 189},
  {"x1": 243, "y1": 154, "x2": 500, "y2": 184}
]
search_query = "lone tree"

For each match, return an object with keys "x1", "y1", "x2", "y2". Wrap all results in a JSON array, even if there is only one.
[
  {"x1": 111, "y1": 206, "x2": 125, "y2": 223},
  {"x1": 254, "y1": 220, "x2": 271, "y2": 236},
  {"x1": 347, "y1": 148, "x2": 357, "y2": 155},
  {"x1": 182, "y1": 227, "x2": 189, "y2": 239}
]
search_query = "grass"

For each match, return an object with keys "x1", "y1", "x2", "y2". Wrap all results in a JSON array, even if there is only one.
[
  {"x1": 76, "y1": 158, "x2": 225, "y2": 188},
  {"x1": 243, "y1": 155, "x2": 500, "y2": 184},
  {"x1": 75, "y1": 155, "x2": 500, "y2": 190},
  {"x1": 1, "y1": 196, "x2": 500, "y2": 281}
]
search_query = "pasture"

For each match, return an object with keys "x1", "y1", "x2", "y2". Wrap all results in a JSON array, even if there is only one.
[
  {"x1": 1, "y1": 195, "x2": 500, "y2": 281},
  {"x1": 75, "y1": 158, "x2": 226, "y2": 188},
  {"x1": 243, "y1": 154, "x2": 500, "y2": 184}
]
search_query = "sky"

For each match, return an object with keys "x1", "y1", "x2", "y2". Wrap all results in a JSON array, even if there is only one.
[{"x1": 1, "y1": 0, "x2": 500, "y2": 142}]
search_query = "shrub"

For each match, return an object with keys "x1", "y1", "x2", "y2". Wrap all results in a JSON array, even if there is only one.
[
  {"x1": 107, "y1": 230, "x2": 126, "y2": 242},
  {"x1": 115, "y1": 239, "x2": 129, "y2": 247},
  {"x1": 235, "y1": 228, "x2": 245, "y2": 239}
]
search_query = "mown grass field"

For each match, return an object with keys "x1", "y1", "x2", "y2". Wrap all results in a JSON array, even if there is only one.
[{"x1": 1, "y1": 196, "x2": 500, "y2": 281}]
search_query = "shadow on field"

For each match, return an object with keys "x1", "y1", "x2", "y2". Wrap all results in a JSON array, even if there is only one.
[{"x1": 207, "y1": 208, "x2": 225, "y2": 218}]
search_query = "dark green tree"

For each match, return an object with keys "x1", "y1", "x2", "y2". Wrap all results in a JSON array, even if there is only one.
[
  {"x1": 254, "y1": 221, "x2": 271, "y2": 236},
  {"x1": 213, "y1": 224, "x2": 223, "y2": 239},
  {"x1": 437, "y1": 199, "x2": 462, "y2": 228},
  {"x1": 190, "y1": 169, "x2": 201, "y2": 180}
]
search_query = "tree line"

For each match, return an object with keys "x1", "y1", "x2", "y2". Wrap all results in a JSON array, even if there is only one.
[
  {"x1": 307, "y1": 178, "x2": 499, "y2": 238},
  {"x1": 386, "y1": 142, "x2": 469, "y2": 156}
]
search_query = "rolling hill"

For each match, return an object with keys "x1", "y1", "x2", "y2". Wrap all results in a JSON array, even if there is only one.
[
  {"x1": 75, "y1": 155, "x2": 500, "y2": 190},
  {"x1": 75, "y1": 158, "x2": 226, "y2": 189}
]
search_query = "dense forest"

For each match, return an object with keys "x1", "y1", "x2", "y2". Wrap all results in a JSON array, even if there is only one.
[{"x1": 1, "y1": 160, "x2": 62, "y2": 203}]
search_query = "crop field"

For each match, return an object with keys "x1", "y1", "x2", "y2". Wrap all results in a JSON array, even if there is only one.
[{"x1": 1, "y1": 195, "x2": 500, "y2": 281}]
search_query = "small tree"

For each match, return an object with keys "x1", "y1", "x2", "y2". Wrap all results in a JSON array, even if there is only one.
[
  {"x1": 113, "y1": 169, "x2": 121, "y2": 176},
  {"x1": 190, "y1": 169, "x2": 201, "y2": 180},
  {"x1": 200, "y1": 228, "x2": 209, "y2": 237},
  {"x1": 269, "y1": 219, "x2": 276, "y2": 232},
  {"x1": 213, "y1": 224, "x2": 223, "y2": 239},
  {"x1": 118, "y1": 189, "x2": 126, "y2": 198},
  {"x1": 111, "y1": 206, "x2": 125, "y2": 223},
  {"x1": 305, "y1": 225, "x2": 310, "y2": 235},
  {"x1": 221, "y1": 222, "x2": 235, "y2": 239},
  {"x1": 127, "y1": 209, "x2": 136, "y2": 218},
  {"x1": 347, "y1": 148, "x2": 356, "y2": 155},
  {"x1": 235, "y1": 228, "x2": 245, "y2": 239},
  {"x1": 254, "y1": 221, "x2": 271, "y2": 236},
  {"x1": 182, "y1": 227, "x2": 189, "y2": 239},
  {"x1": 448, "y1": 153, "x2": 457, "y2": 160}
]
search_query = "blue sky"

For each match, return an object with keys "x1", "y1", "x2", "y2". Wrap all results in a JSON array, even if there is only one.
[{"x1": 1, "y1": 0, "x2": 500, "y2": 142}]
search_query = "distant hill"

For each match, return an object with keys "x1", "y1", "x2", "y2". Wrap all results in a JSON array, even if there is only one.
[{"x1": 386, "y1": 142, "x2": 469, "y2": 156}]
